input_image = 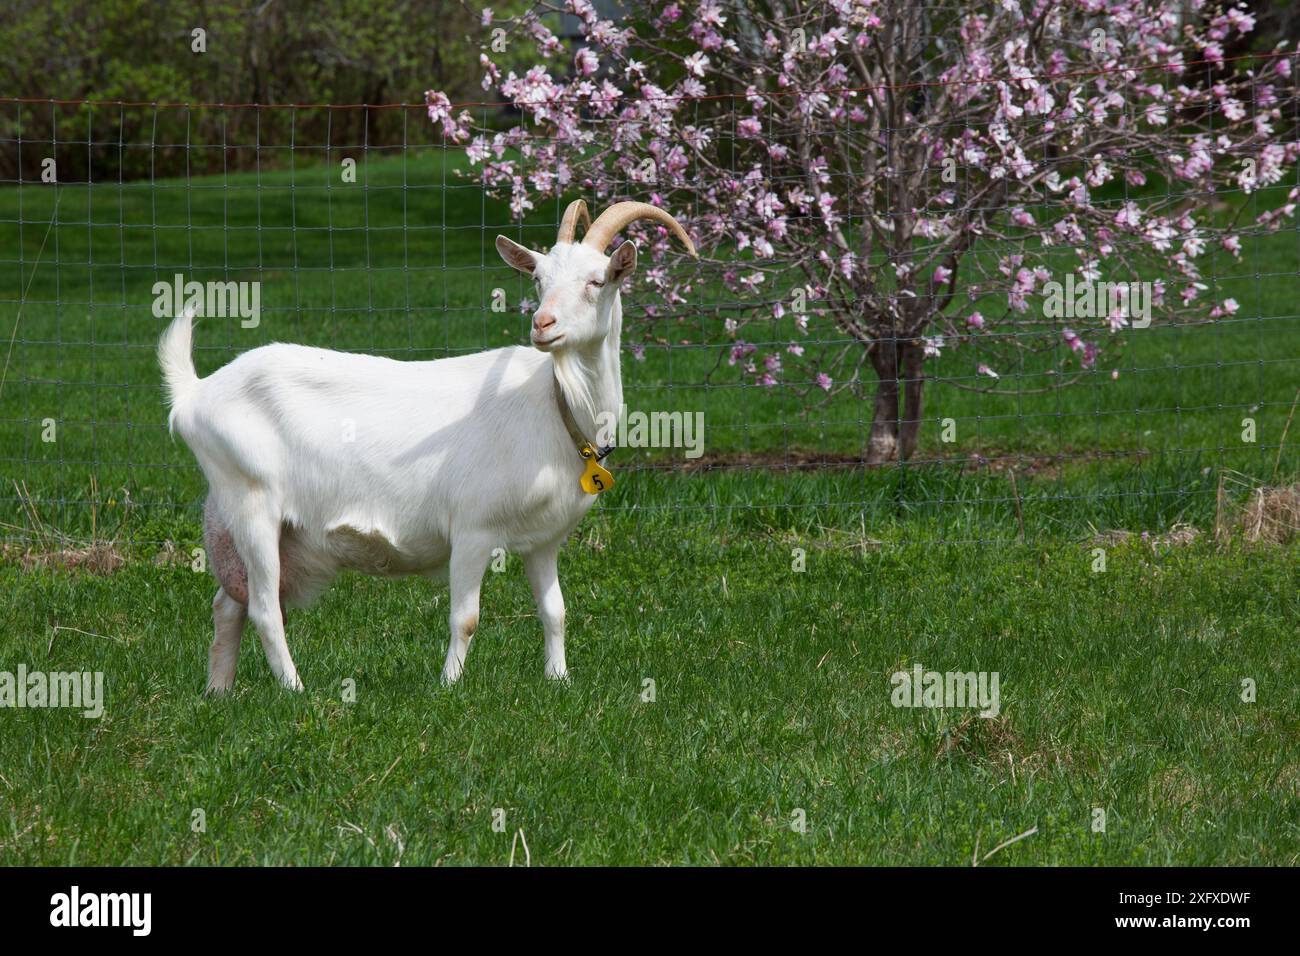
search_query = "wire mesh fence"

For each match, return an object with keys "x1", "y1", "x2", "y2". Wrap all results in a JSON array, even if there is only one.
[{"x1": 1, "y1": 92, "x2": 1297, "y2": 553}]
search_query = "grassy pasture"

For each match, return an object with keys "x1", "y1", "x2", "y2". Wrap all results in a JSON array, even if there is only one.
[{"x1": 0, "y1": 150, "x2": 1296, "y2": 865}]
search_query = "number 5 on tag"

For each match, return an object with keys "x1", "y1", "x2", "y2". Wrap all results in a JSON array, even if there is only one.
[{"x1": 579, "y1": 446, "x2": 614, "y2": 495}]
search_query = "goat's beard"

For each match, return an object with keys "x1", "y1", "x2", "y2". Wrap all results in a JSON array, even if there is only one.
[{"x1": 553, "y1": 350, "x2": 602, "y2": 429}]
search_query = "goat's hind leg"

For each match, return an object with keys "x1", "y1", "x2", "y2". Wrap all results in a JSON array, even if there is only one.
[
  {"x1": 206, "y1": 586, "x2": 246, "y2": 694},
  {"x1": 441, "y1": 536, "x2": 493, "y2": 685},
  {"x1": 229, "y1": 499, "x2": 303, "y2": 691}
]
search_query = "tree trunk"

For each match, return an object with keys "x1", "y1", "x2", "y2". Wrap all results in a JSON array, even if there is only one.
[
  {"x1": 899, "y1": 341, "x2": 925, "y2": 462},
  {"x1": 866, "y1": 338, "x2": 925, "y2": 464},
  {"x1": 866, "y1": 339, "x2": 900, "y2": 464}
]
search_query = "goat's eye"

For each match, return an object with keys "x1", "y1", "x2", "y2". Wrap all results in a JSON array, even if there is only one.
[{"x1": 588, "y1": 279, "x2": 604, "y2": 289}]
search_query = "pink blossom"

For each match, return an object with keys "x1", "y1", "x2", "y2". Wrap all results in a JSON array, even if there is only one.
[
  {"x1": 683, "y1": 52, "x2": 710, "y2": 78},
  {"x1": 1209, "y1": 298, "x2": 1240, "y2": 318},
  {"x1": 575, "y1": 48, "x2": 600, "y2": 77},
  {"x1": 1115, "y1": 202, "x2": 1142, "y2": 228},
  {"x1": 428, "y1": 1, "x2": 1300, "y2": 418},
  {"x1": 728, "y1": 342, "x2": 757, "y2": 366}
]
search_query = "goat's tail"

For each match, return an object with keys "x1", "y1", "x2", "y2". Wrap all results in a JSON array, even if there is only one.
[{"x1": 158, "y1": 303, "x2": 201, "y2": 430}]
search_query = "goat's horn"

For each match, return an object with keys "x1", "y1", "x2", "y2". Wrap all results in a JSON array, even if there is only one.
[
  {"x1": 582, "y1": 202, "x2": 697, "y2": 257},
  {"x1": 556, "y1": 200, "x2": 591, "y2": 244}
]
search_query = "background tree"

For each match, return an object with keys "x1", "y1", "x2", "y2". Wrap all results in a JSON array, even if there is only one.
[
  {"x1": 0, "y1": 0, "x2": 487, "y2": 182},
  {"x1": 428, "y1": 0, "x2": 1300, "y2": 462}
]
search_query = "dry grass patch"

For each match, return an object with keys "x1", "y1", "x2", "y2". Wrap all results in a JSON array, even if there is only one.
[
  {"x1": 1089, "y1": 522, "x2": 1200, "y2": 550},
  {"x1": 935, "y1": 714, "x2": 1073, "y2": 781},
  {"x1": 1, "y1": 540, "x2": 125, "y2": 574},
  {"x1": 1237, "y1": 484, "x2": 1300, "y2": 545}
]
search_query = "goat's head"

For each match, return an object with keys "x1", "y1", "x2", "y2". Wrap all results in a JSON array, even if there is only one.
[{"x1": 496, "y1": 201, "x2": 696, "y2": 353}]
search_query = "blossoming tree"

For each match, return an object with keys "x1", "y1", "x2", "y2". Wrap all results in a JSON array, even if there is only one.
[{"x1": 426, "y1": 0, "x2": 1300, "y2": 462}]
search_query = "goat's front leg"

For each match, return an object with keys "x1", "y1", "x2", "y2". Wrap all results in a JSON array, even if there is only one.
[
  {"x1": 441, "y1": 537, "x2": 493, "y2": 685},
  {"x1": 523, "y1": 545, "x2": 567, "y2": 680}
]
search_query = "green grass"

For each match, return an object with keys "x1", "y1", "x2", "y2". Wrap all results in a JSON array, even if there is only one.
[
  {"x1": 0, "y1": 151, "x2": 1297, "y2": 866},
  {"x1": 0, "y1": 518, "x2": 1295, "y2": 865},
  {"x1": 1, "y1": 152, "x2": 1297, "y2": 540}
]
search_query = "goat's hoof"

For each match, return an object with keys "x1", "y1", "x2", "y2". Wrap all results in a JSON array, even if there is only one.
[
  {"x1": 544, "y1": 668, "x2": 571, "y2": 683},
  {"x1": 203, "y1": 682, "x2": 234, "y2": 697}
]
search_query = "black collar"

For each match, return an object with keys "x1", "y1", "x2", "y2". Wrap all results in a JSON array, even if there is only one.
[{"x1": 553, "y1": 371, "x2": 615, "y2": 461}]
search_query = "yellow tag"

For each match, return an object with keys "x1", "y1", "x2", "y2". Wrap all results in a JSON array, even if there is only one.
[{"x1": 579, "y1": 445, "x2": 614, "y2": 495}]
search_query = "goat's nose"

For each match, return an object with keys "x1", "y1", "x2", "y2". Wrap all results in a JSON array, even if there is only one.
[{"x1": 533, "y1": 312, "x2": 557, "y2": 334}]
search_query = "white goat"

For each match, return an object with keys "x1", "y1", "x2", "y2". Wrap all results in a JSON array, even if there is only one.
[{"x1": 159, "y1": 201, "x2": 696, "y2": 691}]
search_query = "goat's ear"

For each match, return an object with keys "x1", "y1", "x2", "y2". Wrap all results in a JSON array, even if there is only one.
[
  {"x1": 496, "y1": 235, "x2": 539, "y2": 275},
  {"x1": 606, "y1": 240, "x2": 637, "y2": 285}
]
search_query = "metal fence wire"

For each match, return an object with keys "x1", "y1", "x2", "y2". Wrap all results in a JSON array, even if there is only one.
[{"x1": 1, "y1": 94, "x2": 1297, "y2": 552}]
